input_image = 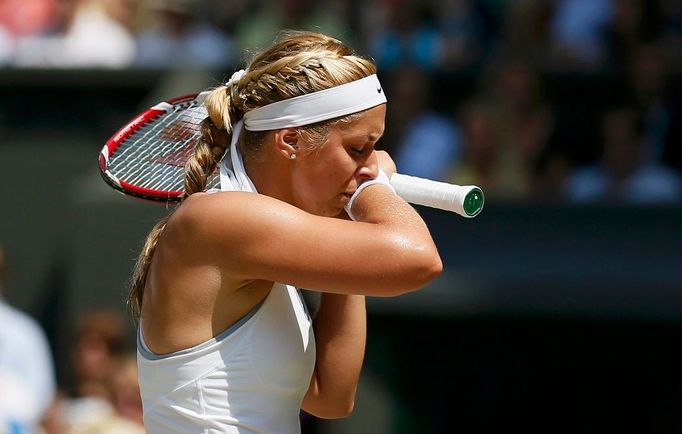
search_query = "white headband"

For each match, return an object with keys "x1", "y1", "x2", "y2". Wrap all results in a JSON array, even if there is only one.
[
  {"x1": 242, "y1": 74, "x2": 386, "y2": 131},
  {"x1": 220, "y1": 73, "x2": 386, "y2": 192}
]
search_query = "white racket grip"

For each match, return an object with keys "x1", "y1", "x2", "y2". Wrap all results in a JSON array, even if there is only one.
[{"x1": 390, "y1": 173, "x2": 484, "y2": 218}]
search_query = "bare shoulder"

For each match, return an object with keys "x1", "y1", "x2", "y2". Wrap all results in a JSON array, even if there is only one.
[
  {"x1": 150, "y1": 191, "x2": 271, "y2": 300},
  {"x1": 164, "y1": 191, "x2": 303, "y2": 268},
  {"x1": 171, "y1": 191, "x2": 256, "y2": 222},
  {"x1": 169, "y1": 191, "x2": 300, "y2": 239}
]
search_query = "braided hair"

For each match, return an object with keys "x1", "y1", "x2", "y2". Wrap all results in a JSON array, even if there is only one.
[{"x1": 128, "y1": 30, "x2": 377, "y2": 317}]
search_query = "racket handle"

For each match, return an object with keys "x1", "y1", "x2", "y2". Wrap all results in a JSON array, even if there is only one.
[{"x1": 390, "y1": 173, "x2": 484, "y2": 218}]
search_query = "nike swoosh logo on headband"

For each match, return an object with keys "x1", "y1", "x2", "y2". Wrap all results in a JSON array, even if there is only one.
[{"x1": 243, "y1": 74, "x2": 387, "y2": 131}]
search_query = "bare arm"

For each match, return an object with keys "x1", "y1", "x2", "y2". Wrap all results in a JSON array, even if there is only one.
[
  {"x1": 302, "y1": 293, "x2": 366, "y2": 418},
  {"x1": 163, "y1": 152, "x2": 441, "y2": 412},
  {"x1": 176, "y1": 182, "x2": 442, "y2": 297}
]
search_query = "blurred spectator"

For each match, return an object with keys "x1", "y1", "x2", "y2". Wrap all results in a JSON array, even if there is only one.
[
  {"x1": 547, "y1": 0, "x2": 615, "y2": 71},
  {"x1": 69, "y1": 308, "x2": 126, "y2": 400},
  {"x1": 604, "y1": 0, "x2": 652, "y2": 70},
  {"x1": 135, "y1": 0, "x2": 234, "y2": 69},
  {"x1": 0, "y1": 243, "x2": 56, "y2": 434},
  {"x1": 364, "y1": 0, "x2": 444, "y2": 70},
  {"x1": 489, "y1": 58, "x2": 555, "y2": 163},
  {"x1": 13, "y1": 0, "x2": 137, "y2": 68},
  {"x1": 448, "y1": 99, "x2": 502, "y2": 196},
  {"x1": 233, "y1": 0, "x2": 353, "y2": 55},
  {"x1": 563, "y1": 107, "x2": 681, "y2": 203},
  {"x1": 658, "y1": 0, "x2": 682, "y2": 71},
  {"x1": 0, "y1": 0, "x2": 60, "y2": 63},
  {"x1": 392, "y1": 64, "x2": 462, "y2": 180},
  {"x1": 52, "y1": 354, "x2": 144, "y2": 434},
  {"x1": 627, "y1": 42, "x2": 682, "y2": 171},
  {"x1": 42, "y1": 309, "x2": 143, "y2": 434},
  {"x1": 436, "y1": 0, "x2": 492, "y2": 70},
  {"x1": 202, "y1": 0, "x2": 249, "y2": 35},
  {"x1": 0, "y1": 0, "x2": 59, "y2": 37},
  {"x1": 108, "y1": 354, "x2": 143, "y2": 429},
  {"x1": 500, "y1": 0, "x2": 553, "y2": 61},
  {"x1": 449, "y1": 56, "x2": 555, "y2": 200}
]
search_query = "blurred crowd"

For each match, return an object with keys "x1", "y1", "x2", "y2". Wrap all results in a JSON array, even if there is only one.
[
  {"x1": 1, "y1": 0, "x2": 681, "y2": 204},
  {"x1": 1, "y1": 4, "x2": 681, "y2": 432},
  {"x1": 1, "y1": 244, "x2": 143, "y2": 434}
]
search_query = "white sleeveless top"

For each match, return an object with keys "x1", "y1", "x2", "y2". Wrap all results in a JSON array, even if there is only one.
[
  {"x1": 137, "y1": 283, "x2": 316, "y2": 433},
  {"x1": 137, "y1": 143, "x2": 316, "y2": 433}
]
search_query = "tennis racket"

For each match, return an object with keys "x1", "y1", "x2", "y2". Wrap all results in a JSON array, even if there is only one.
[{"x1": 98, "y1": 92, "x2": 484, "y2": 218}]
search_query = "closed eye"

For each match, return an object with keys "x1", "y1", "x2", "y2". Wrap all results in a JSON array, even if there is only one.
[
  {"x1": 352, "y1": 140, "x2": 381, "y2": 156},
  {"x1": 349, "y1": 134, "x2": 381, "y2": 157}
]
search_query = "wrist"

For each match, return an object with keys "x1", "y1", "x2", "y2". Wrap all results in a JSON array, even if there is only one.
[{"x1": 344, "y1": 170, "x2": 395, "y2": 221}]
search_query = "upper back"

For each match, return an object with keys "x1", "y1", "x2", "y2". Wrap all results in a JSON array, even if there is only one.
[{"x1": 140, "y1": 192, "x2": 272, "y2": 355}]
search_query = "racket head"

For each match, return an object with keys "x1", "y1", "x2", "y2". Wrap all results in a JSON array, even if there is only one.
[{"x1": 98, "y1": 92, "x2": 219, "y2": 202}]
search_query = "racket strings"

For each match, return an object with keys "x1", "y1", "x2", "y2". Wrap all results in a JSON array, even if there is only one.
[
  {"x1": 108, "y1": 100, "x2": 220, "y2": 194},
  {"x1": 115, "y1": 122, "x2": 183, "y2": 189}
]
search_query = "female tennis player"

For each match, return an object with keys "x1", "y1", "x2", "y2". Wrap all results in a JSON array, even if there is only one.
[{"x1": 131, "y1": 30, "x2": 443, "y2": 433}]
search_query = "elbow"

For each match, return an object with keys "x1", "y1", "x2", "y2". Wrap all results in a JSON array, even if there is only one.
[
  {"x1": 393, "y1": 245, "x2": 443, "y2": 295},
  {"x1": 335, "y1": 400, "x2": 356, "y2": 419},
  {"x1": 420, "y1": 251, "x2": 444, "y2": 286},
  {"x1": 312, "y1": 399, "x2": 356, "y2": 419},
  {"x1": 303, "y1": 371, "x2": 362, "y2": 419},
  {"x1": 303, "y1": 387, "x2": 358, "y2": 419}
]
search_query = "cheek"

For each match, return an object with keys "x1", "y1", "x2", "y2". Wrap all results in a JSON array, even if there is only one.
[
  {"x1": 307, "y1": 149, "x2": 357, "y2": 188},
  {"x1": 294, "y1": 155, "x2": 356, "y2": 213},
  {"x1": 301, "y1": 166, "x2": 346, "y2": 198}
]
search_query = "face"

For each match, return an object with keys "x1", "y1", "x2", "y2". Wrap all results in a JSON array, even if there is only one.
[{"x1": 290, "y1": 104, "x2": 386, "y2": 216}]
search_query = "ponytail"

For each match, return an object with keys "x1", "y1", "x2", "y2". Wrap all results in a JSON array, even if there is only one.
[
  {"x1": 184, "y1": 85, "x2": 235, "y2": 197},
  {"x1": 128, "y1": 86, "x2": 234, "y2": 318},
  {"x1": 128, "y1": 215, "x2": 169, "y2": 317}
]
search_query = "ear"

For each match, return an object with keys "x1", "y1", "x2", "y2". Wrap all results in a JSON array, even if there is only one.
[{"x1": 273, "y1": 128, "x2": 299, "y2": 160}]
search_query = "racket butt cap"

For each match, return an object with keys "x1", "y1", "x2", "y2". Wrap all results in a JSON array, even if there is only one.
[{"x1": 463, "y1": 187, "x2": 484, "y2": 217}]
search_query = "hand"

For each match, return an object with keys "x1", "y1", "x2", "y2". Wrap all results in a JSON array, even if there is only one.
[{"x1": 375, "y1": 150, "x2": 396, "y2": 178}]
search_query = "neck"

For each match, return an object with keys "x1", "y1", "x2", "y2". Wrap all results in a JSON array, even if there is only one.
[{"x1": 243, "y1": 154, "x2": 295, "y2": 205}]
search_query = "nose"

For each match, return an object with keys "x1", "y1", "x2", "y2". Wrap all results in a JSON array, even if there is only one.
[{"x1": 356, "y1": 150, "x2": 379, "y2": 181}]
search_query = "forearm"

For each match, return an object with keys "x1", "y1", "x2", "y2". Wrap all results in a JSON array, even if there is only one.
[
  {"x1": 351, "y1": 183, "x2": 423, "y2": 225},
  {"x1": 352, "y1": 184, "x2": 437, "y2": 249},
  {"x1": 303, "y1": 292, "x2": 366, "y2": 418},
  {"x1": 351, "y1": 185, "x2": 442, "y2": 289}
]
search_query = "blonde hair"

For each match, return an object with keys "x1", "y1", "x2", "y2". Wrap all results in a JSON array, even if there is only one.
[{"x1": 128, "y1": 30, "x2": 378, "y2": 317}]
